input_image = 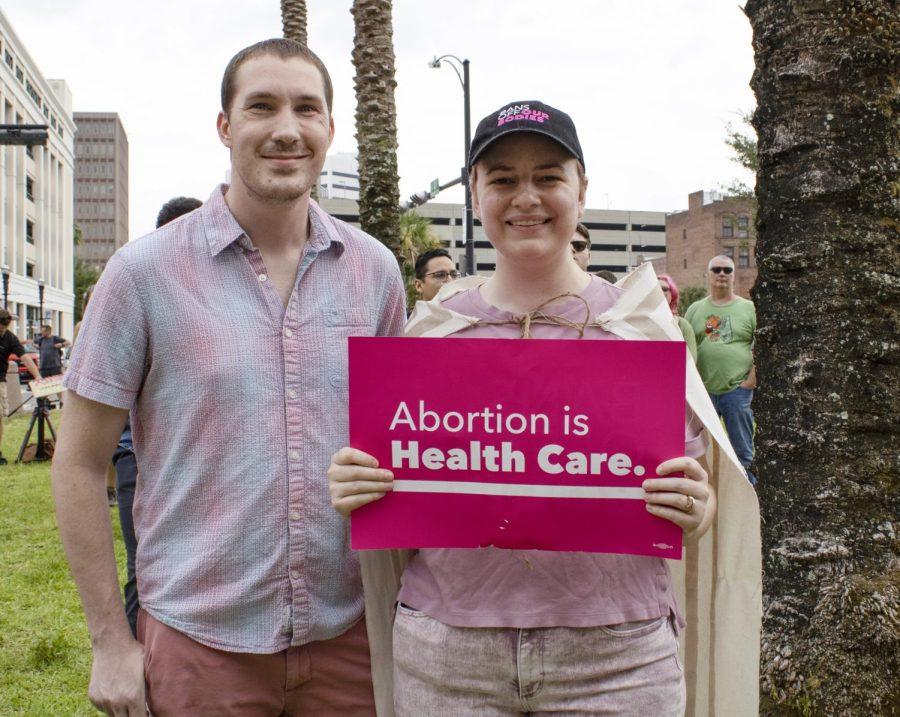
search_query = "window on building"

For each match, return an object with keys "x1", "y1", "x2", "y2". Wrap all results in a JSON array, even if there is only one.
[
  {"x1": 26, "y1": 219, "x2": 34, "y2": 244},
  {"x1": 25, "y1": 177, "x2": 34, "y2": 201},
  {"x1": 739, "y1": 247, "x2": 750, "y2": 268},
  {"x1": 737, "y1": 215, "x2": 750, "y2": 237},
  {"x1": 722, "y1": 216, "x2": 734, "y2": 238},
  {"x1": 4, "y1": 51, "x2": 12, "y2": 69},
  {"x1": 25, "y1": 262, "x2": 35, "y2": 278},
  {"x1": 682, "y1": 228, "x2": 687, "y2": 241},
  {"x1": 723, "y1": 246, "x2": 734, "y2": 259},
  {"x1": 25, "y1": 81, "x2": 41, "y2": 106},
  {"x1": 26, "y1": 144, "x2": 33, "y2": 159},
  {"x1": 683, "y1": 258, "x2": 687, "y2": 270}
]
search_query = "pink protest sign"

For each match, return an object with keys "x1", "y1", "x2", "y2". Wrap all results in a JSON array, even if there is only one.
[{"x1": 349, "y1": 337, "x2": 686, "y2": 559}]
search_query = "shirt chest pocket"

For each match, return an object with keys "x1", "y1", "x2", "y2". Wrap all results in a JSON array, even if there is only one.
[{"x1": 324, "y1": 306, "x2": 376, "y2": 393}]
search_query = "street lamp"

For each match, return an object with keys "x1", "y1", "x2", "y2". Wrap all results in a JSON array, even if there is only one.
[
  {"x1": 429, "y1": 54, "x2": 474, "y2": 276},
  {"x1": 1, "y1": 264, "x2": 9, "y2": 309},
  {"x1": 37, "y1": 278, "x2": 45, "y2": 335}
]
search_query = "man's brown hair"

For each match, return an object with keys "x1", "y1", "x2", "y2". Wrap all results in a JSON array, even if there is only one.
[
  {"x1": 575, "y1": 223, "x2": 590, "y2": 241},
  {"x1": 220, "y1": 39, "x2": 334, "y2": 116}
]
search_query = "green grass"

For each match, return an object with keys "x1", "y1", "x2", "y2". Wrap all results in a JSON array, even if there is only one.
[{"x1": 0, "y1": 413, "x2": 127, "y2": 716}]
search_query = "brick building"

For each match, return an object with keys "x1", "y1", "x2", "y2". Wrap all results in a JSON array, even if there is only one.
[{"x1": 665, "y1": 190, "x2": 756, "y2": 299}]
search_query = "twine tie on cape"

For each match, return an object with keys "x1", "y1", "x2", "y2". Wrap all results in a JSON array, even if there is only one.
[{"x1": 475, "y1": 292, "x2": 603, "y2": 338}]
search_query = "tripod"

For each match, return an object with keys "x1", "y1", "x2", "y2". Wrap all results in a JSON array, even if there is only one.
[{"x1": 16, "y1": 396, "x2": 56, "y2": 463}]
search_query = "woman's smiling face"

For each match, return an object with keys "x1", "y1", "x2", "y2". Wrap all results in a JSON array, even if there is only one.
[{"x1": 471, "y1": 133, "x2": 586, "y2": 266}]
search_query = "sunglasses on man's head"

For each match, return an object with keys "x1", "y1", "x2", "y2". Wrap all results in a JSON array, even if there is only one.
[
  {"x1": 571, "y1": 240, "x2": 590, "y2": 253},
  {"x1": 424, "y1": 270, "x2": 460, "y2": 281},
  {"x1": 710, "y1": 266, "x2": 734, "y2": 274}
]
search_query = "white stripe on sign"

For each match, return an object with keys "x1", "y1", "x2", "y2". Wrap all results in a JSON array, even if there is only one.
[{"x1": 392, "y1": 480, "x2": 645, "y2": 499}]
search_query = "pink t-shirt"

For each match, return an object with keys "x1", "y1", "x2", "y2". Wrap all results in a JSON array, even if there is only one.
[{"x1": 397, "y1": 276, "x2": 707, "y2": 628}]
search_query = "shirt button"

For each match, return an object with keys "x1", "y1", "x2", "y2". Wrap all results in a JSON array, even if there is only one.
[
  {"x1": 258, "y1": 273, "x2": 267, "y2": 282},
  {"x1": 290, "y1": 569, "x2": 301, "y2": 580},
  {"x1": 290, "y1": 450, "x2": 300, "y2": 460},
  {"x1": 284, "y1": 328, "x2": 293, "y2": 338},
  {"x1": 288, "y1": 389, "x2": 297, "y2": 399},
  {"x1": 289, "y1": 510, "x2": 301, "y2": 521}
]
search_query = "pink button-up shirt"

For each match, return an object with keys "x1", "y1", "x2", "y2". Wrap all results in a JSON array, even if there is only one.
[{"x1": 65, "y1": 186, "x2": 406, "y2": 652}]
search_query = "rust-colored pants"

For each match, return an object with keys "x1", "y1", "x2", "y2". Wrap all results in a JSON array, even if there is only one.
[{"x1": 138, "y1": 610, "x2": 375, "y2": 716}]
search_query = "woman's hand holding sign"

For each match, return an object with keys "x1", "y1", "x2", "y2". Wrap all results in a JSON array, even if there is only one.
[
  {"x1": 643, "y1": 456, "x2": 715, "y2": 540},
  {"x1": 328, "y1": 447, "x2": 394, "y2": 517}
]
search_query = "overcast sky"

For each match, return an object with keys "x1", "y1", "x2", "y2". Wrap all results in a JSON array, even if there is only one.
[{"x1": 5, "y1": 0, "x2": 756, "y2": 239}]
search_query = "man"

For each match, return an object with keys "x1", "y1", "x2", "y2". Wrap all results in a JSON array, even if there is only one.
[
  {"x1": 685, "y1": 255, "x2": 757, "y2": 484},
  {"x1": 570, "y1": 222, "x2": 591, "y2": 270},
  {"x1": 34, "y1": 324, "x2": 70, "y2": 379},
  {"x1": 34, "y1": 324, "x2": 70, "y2": 407},
  {"x1": 0, "y1": 310, "x2": 40, "y2": 464},
  {"x1": 112, "y1": 196, "x2": 204, "y2": 640},
  {"x1": 413, "y1": 247, "x2": 459, "y2": 301},
  {"x1": 595, "y1": 269, "x2": 617, "y2": 283},
  {"x1": 52, "y1": 39, "x2": 405, "y2": 716},
  {"x1": 155, "y1": 196, "x2": 202, "y2": 228}
]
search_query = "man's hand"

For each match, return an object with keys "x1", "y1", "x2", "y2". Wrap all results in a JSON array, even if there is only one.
[
  {"x1": 88, "y1": 639, "x2": 146, "y2": 716},
  {"x1": 327, "y1": 447, "x2": 393, "y2": 517},
  {"x1": 643, "y1": 456, "x2": 715, "y2": 540},
  {"x1": 51, "y1": 392, "x2": 133, "y2": 715},
  {"x1": 739, "y1": 364, "x2": 757, "y2": 389}
]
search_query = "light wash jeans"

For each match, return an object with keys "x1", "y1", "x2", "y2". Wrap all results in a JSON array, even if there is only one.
[
  {"x1": 393, "y1": 605, "x2": 685, "y2": 716},
  {"x1": 710, "y1": 386, "x2": 757, "y2": 485}
]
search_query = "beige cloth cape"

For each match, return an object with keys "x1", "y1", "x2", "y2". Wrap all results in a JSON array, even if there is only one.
[{"x1": 360, "y1": 263, "x2": 762, "y2": 716}]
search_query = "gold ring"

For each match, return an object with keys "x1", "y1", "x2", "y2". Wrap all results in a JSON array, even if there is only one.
[{"x1": 684, "y1": 495, "x2": 695, "y2": 514}]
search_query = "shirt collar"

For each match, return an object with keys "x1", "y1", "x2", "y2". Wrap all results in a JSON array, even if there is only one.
[{"x1": 202, "y1": 184, "x2": 345, "y2": 257}]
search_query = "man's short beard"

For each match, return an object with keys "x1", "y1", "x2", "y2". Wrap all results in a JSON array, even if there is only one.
[
  {"x1": 247, "y1": 178, "x2": 311, "y2": 205},
  {"x1": 238, "y1": 166, "x2": 313, "y2": 205}
]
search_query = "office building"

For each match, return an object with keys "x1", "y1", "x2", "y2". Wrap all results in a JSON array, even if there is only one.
[
  {"x1": 74, "y1": 112, "x2": 128, "y2": 270},
  {"x1": 317, "y1": 152, "x2": 360, "y2": 200},
  {"x1": 320, "y1": 197, "x2": 667, "y2": 279},
  {"x1": 0, "y1": 9, "x2": 75, "y2": 339}
]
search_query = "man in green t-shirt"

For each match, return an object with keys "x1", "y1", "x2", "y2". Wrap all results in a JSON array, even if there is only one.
[{"x1": 685, "y1": 255, "x2": 757, "y2": 485}]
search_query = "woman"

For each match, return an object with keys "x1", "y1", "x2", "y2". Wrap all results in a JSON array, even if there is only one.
[
  {"x1": 659, "y1": 273, "x2": 698, "y2": 362},
  {"x1": 330, "y1": 102, "x2": 721, "y2": 715}
]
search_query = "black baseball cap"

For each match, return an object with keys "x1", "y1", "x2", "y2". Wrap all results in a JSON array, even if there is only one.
[{"x1": 467, "y1": 101, "x2": 585, "y2": 171}]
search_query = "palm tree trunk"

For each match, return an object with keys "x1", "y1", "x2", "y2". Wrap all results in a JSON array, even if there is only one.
[
  {"x1": 280, "y1": 0, "x2": 308, "y2": 46},
  {"x1": 745, "y1": 1, "x2": 899, "y2": 713},
  {"x1": 351, "y1": 0, "x2": 402, "y2": 260}
]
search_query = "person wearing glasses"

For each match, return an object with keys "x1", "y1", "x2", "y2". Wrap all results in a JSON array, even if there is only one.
[
  {"x1": 413, "y1": 248, "x2": 460, "y2": 301},
  {"x1": 684, "y1": 255, "x2": 758, "y2": 485},
  {"x1": 570, "y1": 222, "x2": 591, "y2": 270}
]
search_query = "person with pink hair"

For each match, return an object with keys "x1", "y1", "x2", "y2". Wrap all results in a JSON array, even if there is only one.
[{"x1": 659, "y1": 273, "x2": 697, "y2": 362}]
